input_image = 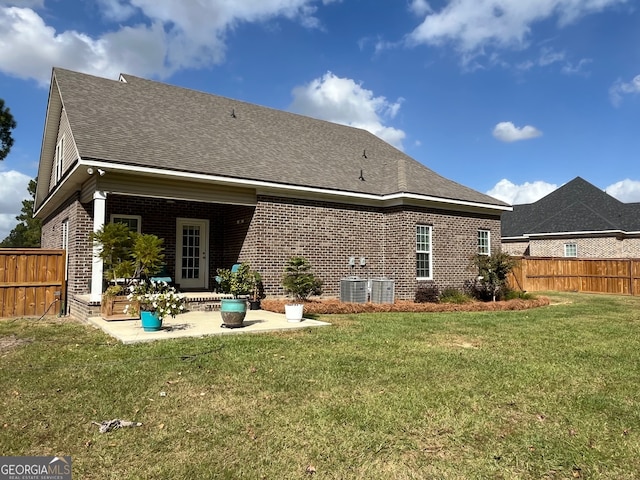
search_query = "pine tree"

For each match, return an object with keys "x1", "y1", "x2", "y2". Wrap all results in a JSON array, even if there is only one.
[
  {"x1": 0, "y1": 98, "x2": 17, "y2": 161},
  {"x1": 0, "y1": 179, "x2": 41, "y2": 247}
]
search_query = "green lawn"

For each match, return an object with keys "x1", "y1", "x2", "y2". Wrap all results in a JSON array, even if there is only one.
[{"x1": 2, "y1": 292, "x2": 640, "y2": 479}]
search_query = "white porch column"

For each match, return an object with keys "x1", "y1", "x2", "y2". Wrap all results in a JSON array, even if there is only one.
[{"x1": 90, "y1": 190, "x2": 107, "y2": 302}]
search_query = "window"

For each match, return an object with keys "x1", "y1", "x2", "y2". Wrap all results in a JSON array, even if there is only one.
[
  {"x1": 478, "y1": 230, "x2": 490, "y2": 255},
  {"x1": 54, "y1": 136, "x2": 64, "y2": 183},
  {"x1": 564, "y1": 243, "x2": 577, "y2": 257},
  {"x1": 111, "y1": 214, "x2": 141, "y2": 233},
  {"x1": 416, "y1": 225, "x2": 432, "y2": 279}
]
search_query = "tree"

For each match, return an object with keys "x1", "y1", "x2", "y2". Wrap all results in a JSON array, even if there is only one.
[
  {"x1": 469, "y1": 252, "x2": 518, "y2": 302},
  {"x1": 0, "y1": 178, "x2": 41, "y2": 247},
  {"x1": 0, "y1": 98, "x2": 17, "y2": 161}
]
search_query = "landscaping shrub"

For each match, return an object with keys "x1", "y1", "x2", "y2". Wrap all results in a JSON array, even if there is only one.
[
  {"x1": 415, "y1": 283, "x2": 440, "y2": 303},
  {"x1": 439, "y1": 287, "x2": 471, "y2": 304}
]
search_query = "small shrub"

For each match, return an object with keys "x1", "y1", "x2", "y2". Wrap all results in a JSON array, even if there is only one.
[
  {"x1": 468, "y1": 252, "x2": 518, "y2": 302},
  {"x1": 463, "y1": 279, "x2": 494, "y2": 302},
  {"x1": 439, "y1": 287, "x2": 471, "y2": 304},
  {"x1": 282, "y1": 256, "x2": 323, "y2": 302},
  {"x1": 504, "y1": 289, "x2": 535, "y2": 300},
  {"x1": 415, "y1": 283, "x2": 440, "y2": 303}
]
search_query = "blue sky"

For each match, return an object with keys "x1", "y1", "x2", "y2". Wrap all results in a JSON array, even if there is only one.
[{"x1": 0, "y1": 0, "x2": 639, "y2": 240}]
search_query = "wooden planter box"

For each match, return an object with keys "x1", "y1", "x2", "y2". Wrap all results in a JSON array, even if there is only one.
[{"x1": 101, "y1": 295, "x2": 140, "y2": 321}]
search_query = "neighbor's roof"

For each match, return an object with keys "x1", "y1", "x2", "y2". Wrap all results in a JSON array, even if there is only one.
[
  {"x1": 49, "y1": 68, "x2": 507, "y2": 208},
  {"x1": 502, "y1": 176, "x2": 640, "y2": 237}
]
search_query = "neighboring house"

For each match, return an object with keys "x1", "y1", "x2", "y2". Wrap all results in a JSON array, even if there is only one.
[
  {"x1": 34, "y1": 68, "x2": 510, "y2": 319},
  {"x1": 502, "y1": 177, "x2": 640, "y2": 258}
]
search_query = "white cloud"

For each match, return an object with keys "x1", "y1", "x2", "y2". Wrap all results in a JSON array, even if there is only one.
[
  {"x1": 407, "y1": 0, "x2": 629, "y2": 61},
  {"x1": 0, "y1": 170, "x2": 31, "y2": 242},
  {"x1": 95, "y1": 0, "x2": 137, "y2": 22},
  {"x1": 290, "y1": 71, "x2": 407, "y2": 149},
  {"x1": 0, "y1": 1, "x2": 331, "y2": 84},
  {"x1": 487, "y1": 178, "x2": 557, "y2": 204},
  {"x1": 610, "y1": 74, "x2": 640, "y2": 106},
  {"x1": 409, "y1": 0, "x2": 431, "y2": 16},
  {"x1": 561, "y1": 58, "x2": 592, "y2": 76},
  {"x1": 605, "y1": 179, "x2": 640, "y2": 203},
  {"x1": 492, "y1": 121, "x2": 542, "y2": 142}
]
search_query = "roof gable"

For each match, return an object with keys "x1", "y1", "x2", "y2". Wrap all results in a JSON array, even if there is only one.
[{"x1": 502, "y1": 177, "x2": 640, "y2": 237}]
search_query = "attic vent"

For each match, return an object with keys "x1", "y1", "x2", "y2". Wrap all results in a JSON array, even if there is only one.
[{"x1": 118, "y1": 74, "x2": 127, "y2": 83}]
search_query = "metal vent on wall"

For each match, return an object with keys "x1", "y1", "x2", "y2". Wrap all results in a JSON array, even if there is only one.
[{"x1": 340, "y1": 277, "x2": 368, "y2": 303}]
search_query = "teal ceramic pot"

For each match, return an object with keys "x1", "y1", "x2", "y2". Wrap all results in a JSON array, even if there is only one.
[
  {"x1": 220, "y1": 298, "x2": 247, "y2": 328},
  {"x1": 141, "y1": 310, "x2": 162, "y2": 332}
]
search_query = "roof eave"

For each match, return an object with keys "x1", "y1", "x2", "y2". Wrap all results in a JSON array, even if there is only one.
[{"x1": 35, "y1": 160, "x2": 512, "y2": 217}]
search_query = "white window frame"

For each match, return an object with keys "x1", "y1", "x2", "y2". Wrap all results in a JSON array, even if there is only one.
[
  {"x1": 478, "y1": 229, "x2": 491, "y2": 256},
  {"x1": 54, "y1": 136, "x2": 64, "y2": 183},
  {"x1": 416, "y1": 225, "x2": 433, "y2": 280},
  {"x1": 564, "y1": 243, "x2": 577, "y2": 257},
  {"x1": 110, "y1": 214, "x2": 142, "y2": 233}
]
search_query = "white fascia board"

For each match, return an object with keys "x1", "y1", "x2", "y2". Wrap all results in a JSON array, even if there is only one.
[
  {"x1": 525, "y1": 230, "x2": 630, "y2": 238},
  {"x1": 78, "y1": 160, "x2": 511, "y2": 213},
  {"x1": 382, "y1": 192, "x2": 512, "y2": 212},
  {"x1": 502, "y1": 236, "x2": 528, "y2": 241}
]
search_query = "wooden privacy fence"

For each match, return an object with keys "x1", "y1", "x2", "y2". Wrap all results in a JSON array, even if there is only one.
[
  {"x1": 0, "y1": 249, "x2": 66, "y2": 318},
  {"x1": 509, "y1": 257, "x2": 640, "y2": 296}
]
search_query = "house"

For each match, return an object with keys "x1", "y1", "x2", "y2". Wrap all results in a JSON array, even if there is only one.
[
  {"x1": 502, "y1": 177, "x2": 640, "y2": 258},
  {"x1": 34, "y1": 68, "x2": 510, "y2": 320}
]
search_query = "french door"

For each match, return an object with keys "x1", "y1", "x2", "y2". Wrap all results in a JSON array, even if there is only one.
[{"x1": 175, "y1": 218, "x2": 209, "y2": 290}]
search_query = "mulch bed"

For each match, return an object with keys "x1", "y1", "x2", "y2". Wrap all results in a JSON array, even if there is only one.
[{"x1": 261, "y1": 297, "x2": 550, "y2": 315}]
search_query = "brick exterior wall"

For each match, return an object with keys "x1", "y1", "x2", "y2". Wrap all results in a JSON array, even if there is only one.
[
  {"x1": 383, "y1": 206, "x2": 502, "y2": 297},
  {"x1": 41, "y1": 192, "x2": 93, "y2": 299},
  {"x1": 238, "y1": 195, "x2": 502, "y2": 299},
  {"x1": 41, "y1": 192, "x2": 503, "y2": 307},
  {"x1": 529, "y1": 237, "x2": 640, "y2": 258},
  {"x1": 502, "y1": 241, "x2": 530, "y2": 256}
]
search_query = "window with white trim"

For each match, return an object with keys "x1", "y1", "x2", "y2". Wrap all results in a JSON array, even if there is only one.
[
  {"x1": 416, "y1": 225, "x2": 432, "y2": 279},
  {"x1": 478, "y1": 229, "x2": 490, "y2": 255},
  {"x1": 111, "y1": 214, "x2": 141, "y2": 233},
  {"x1": 564, "y1": 243, "x2": 577, "y2": 257},
  {"x1": 54, "y1": 136, "x2": 64, "y2": 183}
]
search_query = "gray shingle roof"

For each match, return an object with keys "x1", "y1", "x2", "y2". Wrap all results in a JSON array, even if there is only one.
[
  {"x1": 54, "y1": 68, "x2": 507, "y2": 207},
  {"x1": 502, "y1": 177, "x2": 640, "y2": 237}
]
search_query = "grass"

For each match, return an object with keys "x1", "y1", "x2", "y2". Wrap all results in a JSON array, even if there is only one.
[{"x1": 2, "y1": 292, "x2": 640, "y2": 478}]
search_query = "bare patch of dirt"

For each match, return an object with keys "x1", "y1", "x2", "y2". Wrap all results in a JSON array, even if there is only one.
[
  {"x1": 0, "y1": 335, "x2": 31, "y2": 353},
  {"x1": 261, "y1": 297, "x2": 549, "y2": 315}
]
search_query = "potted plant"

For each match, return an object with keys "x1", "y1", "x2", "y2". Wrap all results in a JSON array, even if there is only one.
[
  {"x1": 248, "y1": 270, "x2": 263, "y2": 310},
  {"x1": 125, "y1": 280, "x2": 185, "y2": 331},
  {"x1": 91, "y1": 223, "x2": 165, "y2": 320},
  {"x1": 216, "y1": 262, "x2": 254, "y2": 328},
  {"x1": 282, "y1": 256, "x2": 322, "y2": 322}
]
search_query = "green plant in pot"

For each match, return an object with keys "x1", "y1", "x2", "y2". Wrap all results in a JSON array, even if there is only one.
[
  {"x1": 249, "y1": 270, "x2": 263, "y2": 310},
  {"x1": 125, "y1": 280, "x2": 185, "y2": 331},
  {"x1": 91, "y1": 222, "x2": 165, "y2": 319},
  {"x1": 282, "y1": 256, "x2": 322, "y2": 322},
  {"x1": 216, "y1": 262, "x2": 254, "y2": 328}
]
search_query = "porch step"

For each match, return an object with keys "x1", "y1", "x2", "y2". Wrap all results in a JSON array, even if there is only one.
[{"x1": 183, "y1": 292, "x2": 235, "y2": 312}]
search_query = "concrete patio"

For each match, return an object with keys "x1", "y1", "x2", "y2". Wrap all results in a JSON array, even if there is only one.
[{"x1": 87, "y1": 309, "x2": 331, "y2": 344}]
